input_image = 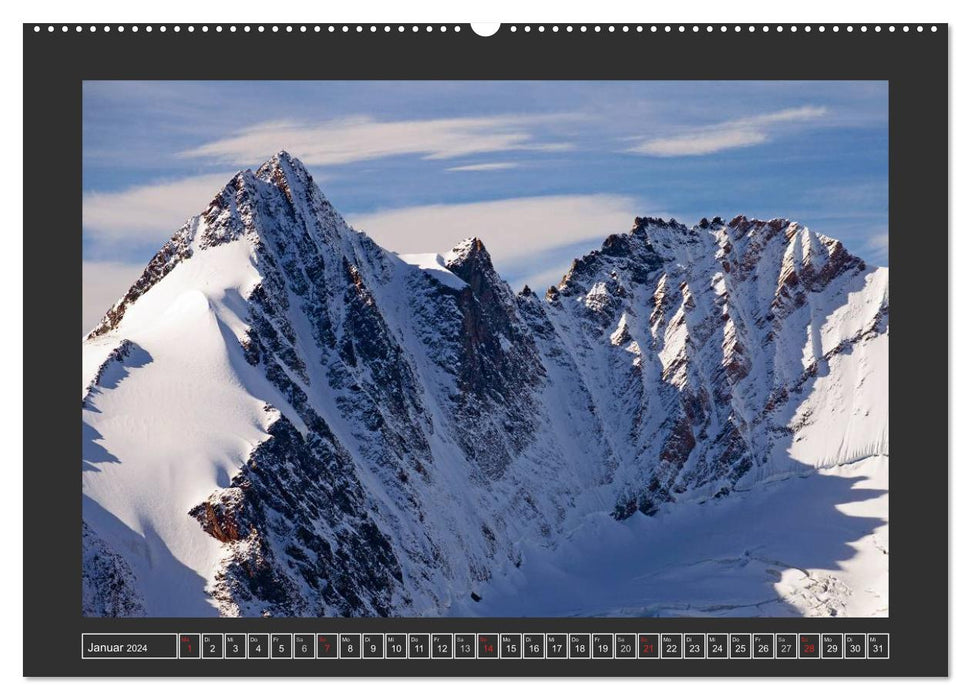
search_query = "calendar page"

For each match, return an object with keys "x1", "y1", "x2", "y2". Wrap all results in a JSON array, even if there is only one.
[{"x1": 22, "y1": 21, "x2": 947, "y2": 678}]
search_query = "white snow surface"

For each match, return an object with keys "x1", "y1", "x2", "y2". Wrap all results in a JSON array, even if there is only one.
[
  {"x1": 455, "y1": 456, "x2": 887, "y2": 617},
  {"x1": 82, "y1": 240, "x2": 281, "y2": 615},
  {"x1": 397, "y1": 252, "x2": 468, "y2": 290}
]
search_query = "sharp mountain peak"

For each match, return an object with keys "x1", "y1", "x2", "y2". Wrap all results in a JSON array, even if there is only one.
[{"x1": 82, "y1": 150, "x2": 889, "y2": 618}]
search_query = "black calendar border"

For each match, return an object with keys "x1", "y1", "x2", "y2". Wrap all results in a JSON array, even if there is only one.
[{"x1": 22, "y1": 23, "x2": 948, "y2": 678}]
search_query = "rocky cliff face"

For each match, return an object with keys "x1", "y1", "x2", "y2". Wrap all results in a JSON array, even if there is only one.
[
  {"x1": 535, "y1": 214, "x2": 883, "y2": 518},
  {"x1": 81, "y1": 152, "x2": 888, "y2": 617}
]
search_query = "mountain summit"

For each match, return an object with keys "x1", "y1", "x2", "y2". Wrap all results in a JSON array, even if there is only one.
[{"x1": 82, "y1": 153, "x2": 889, "y2": 618}]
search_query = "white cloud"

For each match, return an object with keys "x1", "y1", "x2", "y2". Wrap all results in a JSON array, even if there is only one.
[
  {"x1": 638, "y1": 129, "x2": 768, "y2": 157},
  {"x1": 630, "y1": 106, "x2": 828, "y2": 157},
  {"x1": 515, "y1": 261, "x2": 588, "y2": 294},
  {"x1": 81, "y1": 261, "x2": 146, "y2": 335},
  {"x1": 446, "y1": 162, "x2": 519, "y2": 172},
  {"x1": 348, "y1": 194, "x2": 643, "y2": 280},
  {"x1": 82, "y1": 193, "x2": 657, "y2": 331},
  {"x1": 83, "y1": 173, "x2": 233, "y2": 247},
  {"x1": 866, "y1": 231, "x2": 889, "y2": 258},
  {"x1": 180, "y1": 116, "x2": 573, "y2": 167}
]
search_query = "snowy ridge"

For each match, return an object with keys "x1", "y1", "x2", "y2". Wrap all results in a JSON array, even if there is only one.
[{"x1": 82, "y1": 153, "x2": 888, "y2": 618}]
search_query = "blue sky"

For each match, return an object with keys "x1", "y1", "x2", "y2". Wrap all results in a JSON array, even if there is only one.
[{"x1": 82, "y1": 80, "x2": 887, "y2": 332}]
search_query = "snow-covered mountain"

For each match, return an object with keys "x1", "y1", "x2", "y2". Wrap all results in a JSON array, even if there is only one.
[{"x1": 81, "y1": 152, "x2": 888, "y2": 618}]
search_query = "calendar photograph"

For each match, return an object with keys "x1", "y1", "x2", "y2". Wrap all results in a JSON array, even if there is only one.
[{"x1": 80, "y1": 80, "x2": 889, "y2": 619}]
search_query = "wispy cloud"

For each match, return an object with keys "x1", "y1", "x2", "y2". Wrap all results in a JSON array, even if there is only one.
[
  {"x1": 81, "y1": 260, "x2": 147, "y2": 335},
  {"x1": 82, "y1": 191, "x2": 652, "y2": 321},
  {"x1": 83, "y1": 173, "x2": 233, "y2": 248},
  {"x1": 180, "y1": 116, "x2": 574, "y2": 167},
  {"x1": 349, "y1": 194, "x2": 648, "y2": 288},
  {"x1": 446, "y1": 162, "x2": 519, "y2": 172},
  {"x1": 516, "y1": 261, "x2": 590, "y2": 294},
  {"x1": 629, "y1": 106, "x2": 828, "y2": 157},
  {"x1": 865, "y1": 230, "x2": 889, "y2": 259}
]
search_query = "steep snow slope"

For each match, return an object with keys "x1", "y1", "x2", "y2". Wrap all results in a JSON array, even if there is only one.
[
  {"x1": 83, "y1": 241, "x2": 275, "y2": 615},
  {"x1": 82, "y1": 153, "x2": 888, "y2": 617},
  {"x1": 452, "y1": 456, "x2": 887, "y2": 618}
]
